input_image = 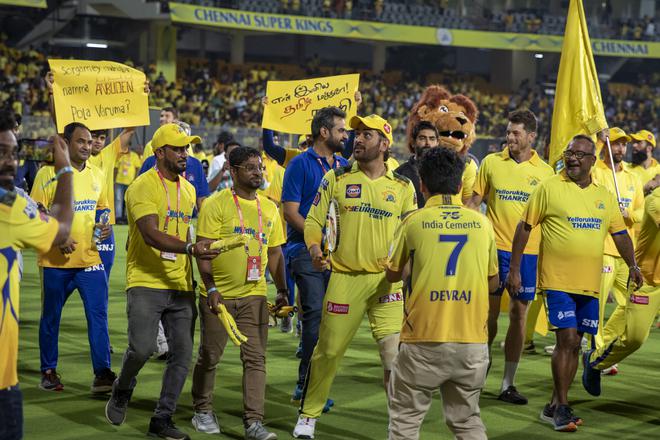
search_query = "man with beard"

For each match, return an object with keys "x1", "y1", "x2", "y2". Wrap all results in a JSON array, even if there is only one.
[
  {"x1": 628, "y1": 130, "x2": 660, "y2": 195},
  {"x1": 105, "y1": 123, "x2": 219, "y2": 440},
  {"x1": 506, "y1": 135, "x2": 641, "y2": 432},
  {"x1": 293, "y1": 115, "x2": 416, "y2": 439},
  {"x1": 190, "y1": 146, "x2": 288, "y2": 439},
  {"x1": 282, "y1": 107, "x2": 349, "y2": 411},
  {"x1": 395, "y1": 121, "x2": 439, "y2": 207}
]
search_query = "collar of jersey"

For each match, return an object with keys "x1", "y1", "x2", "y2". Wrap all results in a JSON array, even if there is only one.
[
  {"x1": 306, "y1": 147, "x2": 339, "y2": 164},
  {"x1": 595, "y1": 158, "x2": 630, "y2": 174},
  {"x1": 501, "y1": 147, "x2": 542, "y2": 166},
  {"x1": 423, "y1": 194, "x2": 460, "y2": 207},
  {"x1": 559, "y1": 169, "x2": 603, "y2": 188}
]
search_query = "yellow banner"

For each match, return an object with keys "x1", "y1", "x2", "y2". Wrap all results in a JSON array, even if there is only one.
[
  {"x1": 0, "y1": 0, "x2": 46, "y2": 7},
  {"x1": 262, "y1": 74, "x2": 360, "y2": 135},
  {"x1": 48, "y1": 59, "x2": 150, "y2": 133},
  {"x1": 169, "y1": 2, "x2": 660, "y2": 59}
]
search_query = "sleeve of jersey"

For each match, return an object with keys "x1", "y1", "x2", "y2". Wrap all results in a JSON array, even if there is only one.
[
  {"x1": 29, "y1": 167, "x2": 54, "y2": 207},
  {"x1": 387, "y1": 222, "x2": 408, "y2": 272},
  {"x1": 96, "y1": 171, "x2": 109, "y2": 211},
  {"x1": 647, "y1": 191, "x2": 660, "y2": 224},
  {"x1": 486, "y1": 221, "x2": 499, "y2": 277},
  {"x1": 402, "y1": 181, "x2": 418, "y2": 215},
  {"x1": 196, "y1": 198, "x2": 220, "y2": 239},
  {"x1": 607, "y1": 193, "x2": 627, "y2": 234},
  {"x1": 473, "y1": 157, "x2": 489, "y2": 197},
  {"x1": 14, "y1": 197, "x2": 60, "y2": 254},
  {"x1": 461, "y1": 160, "x2": 477, "y2": 201},
  {"x1": 104, "y1": 137, "x2": 122, "y2": 164},
  {"x1": 521, "y1": 182, "x2": 546, "y2": 227},
  {"x1": 304, "y1": 170, "x2": 334, "y2": 250},
  {"x1": 125, "y1": 180, "x2": 158, "y2": 223},
  {"x1": 268, "y1": 206, "x2": 286, "y2": 248},
  {"x1": 629, "y1": 175, "x2": 645, "y2": 225},
  {"x1": 281, "y1": 159, "x2": 304, "y2": 203}
]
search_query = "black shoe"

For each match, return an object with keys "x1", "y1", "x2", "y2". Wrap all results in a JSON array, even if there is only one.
[
  {"x1": 148, "y1": 416, "x2": 190, "y2": 440},
  {"x1": 541, "y1": 403, "x2": 583, "y2": 427},
  {"x1": 105, "y1": 379, "x2": 135, "y2": 425},
  {"x1": 553, "y1": 405, "x2": 578, "y2": 432},
  {"x1": 497, "y1": 385, "x2": 528, "y2": 405},
  {"x1": 92, "y1": 368, "x2": 117, "y2": 393}
]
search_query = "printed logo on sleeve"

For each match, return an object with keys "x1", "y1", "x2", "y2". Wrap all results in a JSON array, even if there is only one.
[
  {"x1": 345, "y1": 184, "x2": 362, "y2": 199},
  {"x1": 630, "y1": 294, "x2": 649, "y2": 305}
]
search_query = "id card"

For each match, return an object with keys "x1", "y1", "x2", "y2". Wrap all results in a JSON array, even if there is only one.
[
  {"x1": 247, "y1": 256, "x2": 261, "y2": 281},
  {"x1": 161, "y1": 251, "x2": 177, "y2": 261}
]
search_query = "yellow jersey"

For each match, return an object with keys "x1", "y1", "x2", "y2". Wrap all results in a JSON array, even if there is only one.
[
  {"x1": 262, "y1": 162, "x2": 287, "y2": 239},
  {"x1": 88, "y1": 137, "x2": 123, "y2": 224},
  {"x1": 474, "y1": 147, "x2": 554, "y2": 253},
  {"x1": 142, "y1": 141, "x2": 153, "y2": 163},
  {"x1": 386, "y1": 156, "x2": 400, "y2": 171},
  {"x1": 1, "y1": 191, "x2": 59, "y2": 388},
  {"x1": 592, "y1": 161, "x2": 644, "y2": 256},
  {"x1": 197, "y1": 189, "x2": 285, "y2": 299},
  {"x1": 115, "y1": 151, "x2": 142, "y2": 186},
  {"x1": 388, "y1": 195, "x2": 498, "y2": 344},
  {"x1": 305, "y1": 161, "x2": 417, "y2": 273},
  {"x1": 636, "y1": 188, "x2": 660, "y2": 286},
  {"x1": 31, "y1": 164, "x2": 108, "y2": 268},
  {"x1": 626, "y1": 158, "x2": 660, "y2": 186},
  {"x1": 125, "y1": 168, "x2": 196, "y2": 291},
  {"x1": 522, "y1": 172, "x2": 627, "y2": 297}
]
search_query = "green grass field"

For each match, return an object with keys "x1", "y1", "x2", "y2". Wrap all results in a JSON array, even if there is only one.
[{"x1": 16, "y1": 225, "x2": 660, "y2": 439}]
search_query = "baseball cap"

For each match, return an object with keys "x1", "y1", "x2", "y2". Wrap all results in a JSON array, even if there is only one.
[
  {"x1": 152, "y1": 123, "x2": 201, "y2": 149},
  {"x1": 349, "y1": 114, "x2": 393, "y2": 145},
  {"x1": 608, "y1": 127, "x2": 631, "y2": 144},
  {"x1": 630, "y1": 129, "x2": 656, "y2": 147}
]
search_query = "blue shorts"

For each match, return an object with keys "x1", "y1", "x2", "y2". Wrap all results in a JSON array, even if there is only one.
[
  {"x1": 494, "y1": 250, "x2": 537, "y2": 301},
  {"x1": 545, "y1": 290, "x2": 599, "y2": 335}
]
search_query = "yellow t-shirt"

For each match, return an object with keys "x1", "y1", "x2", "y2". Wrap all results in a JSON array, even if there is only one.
[
  {"x1": 626, "y1": 158, "x2": 660, "y2": 186},
  {"x1": 115, "y1": 151, "x2": 142, "y2": 186},
  {"x1": 386, "y1": 156, "x2": 400, "y2": 170},
  {"x1": 142, "y1": 141, "x2": 153, "y2": 164},
  {"x1": 592, "y1": 162, "x2": 644, "y2": 256},
  {"x1": 305, "y1": 162, "x2": 417, "y2": 273},
  {"x1": 0, "y1": 192, "x2": 59, "y2": 388},
  {"x1": 474, "y1": 148, "x2": 554, "y2": 253},
  {"x1": 197, "y1": 189, "x2": 285, "y2": 299},
  {"x1": 262, "y1": 163, "x2": 287, "y2": 239},
  {"x1": 284, "y1": 148, "x2": 303, "y2": 167},
  {"x1": 522, "y1": 172, "x2": 627, "y2": 297},
  {"x1": 88, "y1": 137, "x2": 123, "y2": 224},
  {"x1": 389, "y1": 194, "x2": 498, "y2": 343},
  {"x1": 636, "y1": 188, "x2": 660, "y2": 286},
  {"x1": 31, "y1": 164, "x2": 108, "y2": 268},
  {"x1": 125, "y1": 169, "x2": 196, "y2": 291},
  {"x1": 193, "y1": 151, "x2": 207, "y2": 163}
]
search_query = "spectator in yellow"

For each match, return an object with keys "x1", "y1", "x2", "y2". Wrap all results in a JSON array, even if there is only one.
[{"x1": 114, "y1": 149, "x2": 142, "y2": 223}]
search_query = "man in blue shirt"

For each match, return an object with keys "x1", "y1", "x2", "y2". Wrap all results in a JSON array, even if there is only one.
[{"x1": 282, "y1": 106, "x2": 349, "y2": 407}]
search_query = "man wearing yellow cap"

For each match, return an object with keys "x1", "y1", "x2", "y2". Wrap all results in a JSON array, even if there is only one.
[
  {"x1": 293, "y1": 114, "x2": 417, "y2": 439},
  {"x1": 628, "y1": 130, "x2": 660, "y2": 195}
]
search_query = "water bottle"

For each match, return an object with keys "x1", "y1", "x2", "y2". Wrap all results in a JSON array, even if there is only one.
[{"x1": 93, "y1": 209, "x2": 111, "y2": 248}]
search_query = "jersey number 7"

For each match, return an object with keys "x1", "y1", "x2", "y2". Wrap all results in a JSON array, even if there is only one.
[{"x1": 438, "y1": 234, "x2": 468, "y2": 276}]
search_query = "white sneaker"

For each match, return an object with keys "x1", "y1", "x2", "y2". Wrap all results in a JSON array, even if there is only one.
[
  {"x1": 192, "y1": 411, "x2": 220, "y2": 434},
  {"x1": 544, "y1": 344, "x2": 556, "y2": 354},
  {"x1": 292, "y1": 416, "x2": 316, "y2": 439}
]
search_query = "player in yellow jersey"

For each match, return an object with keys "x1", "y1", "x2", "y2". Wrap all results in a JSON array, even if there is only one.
[
  {"x1": 469, "y1": 109, "x2": 554, "y2": 404},
  {"x1": 582, "y1": 176, "x2": 660, "y2": 397},
  {"x1": 293, "y1": 114, "x2": 417, "y2": 439},
  {"x1": 0, "y1": 111, "x2": 74, "y2": 440},
  {"x1": 191, "y1": 147, "x2": 288, "y2": 439},
  {"x1": 629, "y1": 130, "x2": 660, "y2": 195},
  {"x1": 506, "y1": 135, "x2": 642, "y2": 432},
  {"x1": 114, "y1": 149, "x2": 142, "y2": 222},
  {"x1": 387, "y1": 147, "x2": 499, "y2": 440}
]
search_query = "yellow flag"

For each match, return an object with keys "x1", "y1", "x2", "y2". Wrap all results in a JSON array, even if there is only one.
[{"x1": 549, "y1": 0, "x2": 607, "y2": 168}]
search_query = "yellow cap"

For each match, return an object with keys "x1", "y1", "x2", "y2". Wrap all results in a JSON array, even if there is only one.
[
  {"x1": 298, "y1": 135, "x2": 310, "y2": 146},
  {"x1": 152, "y1": 123, "x2": 201, "y2": 149},
  {"x1": 608, "y1": 127, "x2": 631, "y2": 144},
  {"x1": 630, "y1": 129, "x2": 656, "y2": 147},
  {"x1": 349, "y1": 114, "x2": 393, "y2": 145}
]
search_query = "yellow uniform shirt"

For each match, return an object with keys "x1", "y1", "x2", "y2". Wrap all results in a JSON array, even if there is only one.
[
  {"x1": 635, "y1": 188, "x2": 660, "y2": 286},
  {"x1": 474, "y1": 148, "x2": 554, "y2": 253},
  {"x1": 125, "y1": 169, "x2": 196, "y2": 291},
  {"x1": 262, "y1": 163, "x2": 287, "y2": 239},
  {"x1": 197, "y1": 189, "x2": 285, "y2": 299},
  {"x1": 31, "y1": 164, "x2": 108, "y2": 268},
  {"x1": 626, "y1": 158, "x2": 660, "y2": 186},
  {"x1": 0, "y1": 192, "x2": 59, "y2": 388},
  {"x1": 88, "y1": 137, "x2": 123, "y2": 224},
  {"x1": 522, "y1": 172, "x2": 627, "y2": 297},
  {"x1": 115, "y1": 151, "x2": 142, "y2": 186},
  {"x1": 305, "y1": 162, "x2": 417, "y2": 273},
  {"x1": 386, "y1": 156, "x2": 400, "y2": 170},
  {"x1": 283, "y1": 148, "x2": 303, "y2": 167},
  {"x1": 142, "y1": 141, "x2": 153, "y2": 163},
  {"x1": 389, "y1": 195, "x2": 498, "y2": 343},
  {"x1": 193, "y1": 151, "x2": 207, "y2": 163},
  {"x1": 592, "y1": 162, "x2": 644, "y2": 256}
]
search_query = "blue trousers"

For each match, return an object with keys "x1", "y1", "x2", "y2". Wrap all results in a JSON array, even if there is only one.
[
  {"x1": 0, "y1": 386, "x2": 22, "y2": 440},
  {"x1": 40, "y1": 266, "x2": 111, "y2": 375},
  {"x1": 283, "y1": 245, "x2": 296, "y2": 306},
  {"x1": 95, "y1": 210, "x2": 116, "y2": 281}
]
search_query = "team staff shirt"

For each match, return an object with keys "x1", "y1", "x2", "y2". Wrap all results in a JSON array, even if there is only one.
[
  {"x1": 140, "y1": 155, "x2": 210, "y2": 200},
  {"x1": 31, "y1": 163, "x2": 108, "y2": 268},
  {"x1": 88, "y1": 137, "x2": 122, "y2": 224},
  {"x1": 305, "y1": 162, "x2": 417, "y2": 273},
  {"x1": 1, "y1": 191, "x2": 59, "y2": 388},
  {"x1": 389, "y1": 195, "x2": 498, "y2": 343},
  {"x1": 522, "y1": 172, "x2": 627, "y2": 297},
  {"x1": 474, "y1": 147, "x2": 554, "y2": 253},
  {"x1": 125, "y1": 168, "x2": 196, "y2": 291},
  {"x1": 115, "y1": 151, "x2": 142, "y2": 185},
  {"x1": 635, "y1": 188, "x2": 660, "y2": 285},
  {"x1": 197, "y1": 189, "x2": 285, "y2": 299},
  {"x1": 626, "y1": 158, "x2": 660, "y2": 186},
  {"x1": 592, "y1": 161, "x2": 644, "y2": 256}
]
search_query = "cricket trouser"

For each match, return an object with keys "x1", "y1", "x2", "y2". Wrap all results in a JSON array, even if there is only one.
[
  {"x1": 589, "y1": 283, "x2": 660, "y2": 370},
  {"x1": 95, "y1": 210, "x2": 116, "y2": 281},
  {"x1": 39, "y1": 265, "x2": 111, "y2": 375},
  {"x1": 299, "y1": 271, "x2": 403, "y2": 419},
  {"x1": 596, "y1": 254, "x2": 628, "y2": 348}
]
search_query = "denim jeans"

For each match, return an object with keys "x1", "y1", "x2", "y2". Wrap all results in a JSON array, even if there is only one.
[
  {"x1": 114, "y1": 183, "x2": 129, "y2": 220},
  {"x1": 0, "y1": 385, "x2": 22, "y2": 440}
]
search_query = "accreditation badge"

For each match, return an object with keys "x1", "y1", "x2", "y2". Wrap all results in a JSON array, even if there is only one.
[{"x1": 247, "y1": 256, "x2": 261, "y2": 281}]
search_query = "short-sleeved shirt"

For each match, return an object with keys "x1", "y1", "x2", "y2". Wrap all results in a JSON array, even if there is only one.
[
  {"x1": 389, "y1": 194, "x2": 498, "y2": 344},
  {"x1": 197, "y1": 189, "x2": 285, "y2": 299},
  {"x1": 626, "y1": 158, "x2": 660, "y2": 186},
  {"x1": 636, "y1": 188, "x2": 660, "y2": 286},
  {"x1": 140, "y1": 155, "x2": 209, "y2": 200},
  {"x1": 115, "y1": 151, "x2": 142, "y2": 185},
  {"x1": 262, "y1": 162, "x2": 287, "y2": 239},
  {"x1": 31, "y1": 164, "x2": 108, "y2": 268},
  {"x1": 1, "y1": 191, "x2": 59, "y2": 388},
  {"x1": 522, "y1": 172, "x2": 627, "y2": 297},
  {"x1": 474, "y1": 147, "x2": 554, "y2": 253},
  {"x1": 125, "y1": 168, "x2": 196, "y2": 291},
  {"x1": 305, "y1": 161, "x2": 417, "y2": 273},
  {"x1": 281, "y1": 148, "x2": 349, "y2": 255},
  {"x1": 88, "y1": 137, "x2": 122, "y2": 224}
]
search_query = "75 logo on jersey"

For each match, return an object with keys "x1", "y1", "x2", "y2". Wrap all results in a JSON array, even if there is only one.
[{"x1": 440, "y1": 210, "x2": 460, "y2": 220}]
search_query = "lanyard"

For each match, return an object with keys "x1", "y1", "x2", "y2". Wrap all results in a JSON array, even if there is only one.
[
  {"x1": 315, "y1": 155, "x2": 338, "y2": 174},
  {"x1": 231, "y1": 188, "x2": 263, "y2": 256},
  {"x1": 156, "y1": 167, "x2": 181, "y2": 238}
]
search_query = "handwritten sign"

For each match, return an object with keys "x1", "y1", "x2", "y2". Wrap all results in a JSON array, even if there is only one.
[
  {"x1": 48, "y1": 59, "x2": 150, "y2": 133},
  {"x1": 262, "y1": 74, "x2": 359, "y2": 134}
]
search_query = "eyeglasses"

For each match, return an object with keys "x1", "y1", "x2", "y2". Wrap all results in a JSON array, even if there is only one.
[
  {"x1": 233, "y1": 165, "x2": 265, "y2": 173},
  {"x1": 563, "y1": 150, "x2": 595, "y2": 160}
]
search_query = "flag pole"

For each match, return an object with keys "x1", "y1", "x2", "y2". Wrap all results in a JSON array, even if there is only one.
[{"x1": 604, "y1": 135, "x2": 623, "y2": 208}]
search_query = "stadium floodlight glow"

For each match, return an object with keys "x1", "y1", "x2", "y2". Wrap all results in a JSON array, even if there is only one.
[
  {"x1": 535, "y1": 53, "x2": 544, "y2": 59},
  {"x1": 86, "y1": 43, "x2": 108, "y2": 49}
]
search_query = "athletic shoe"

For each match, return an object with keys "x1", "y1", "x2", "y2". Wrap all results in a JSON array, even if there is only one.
[
  {"x1": 40, "y1": 369, "x2": 64, "y2": 391},
  {"x1": 601, "y1": 364, "x2": 618, "y2": 376},
  {"x1": 523, "y1": 342, "x2": 537, "y2": 354},
  {"x1": 280, "y1": 316, "x2": 293, "y2": 333},
  {"x1": 191, "y1": 412, "x2": 220, "y2": 434},
  {"x1": 581, "y1": 349, "x2": 601, "y2": 396},
  {"x1": 148, "y1": 416, "x2": 190, "y2": 440},
  {"x1": 105, "y1": 378, "x2": 135, "y2": 425},
  {"x1": 540, "y1": 403, "x2": 583, "y2": 426},
  {"x1": 291, "y1": 386, "x2": 334, "y2": 413},
  {"x1": 497, "y1": 386, "x2": 528, "y2": 405},
  {"x1": 292, "y1": 416, "x2": 316, "y2": 439},
  {"x1": 552, "y1": 405, "x2": 578, "y2": 432},
  {"x1": 544, "y1": 344, "x2": 555, "y2": 354},
  {"x1": 245, "y1": 421, "x2": 277, "y2": 440},
  {"x1": 91, "y1": 368, "x2": 117, "y2": 394}
]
